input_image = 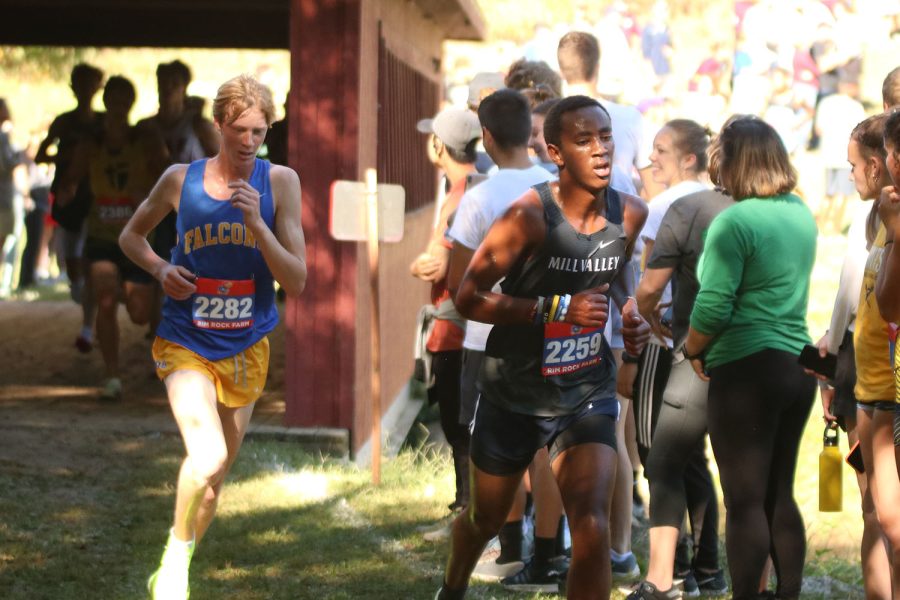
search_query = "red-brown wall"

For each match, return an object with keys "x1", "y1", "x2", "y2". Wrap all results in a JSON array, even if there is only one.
[{"x1": 286, "y1": 0, "x2": 445, "y2": 456}]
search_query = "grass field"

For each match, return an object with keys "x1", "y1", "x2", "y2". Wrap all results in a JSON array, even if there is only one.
[
  {"x1": 0, "y1": 200, "x2": 868, "y2": 599},
  {"x1": 0, "y1": 235, "x2": 871, "y2": 600}
]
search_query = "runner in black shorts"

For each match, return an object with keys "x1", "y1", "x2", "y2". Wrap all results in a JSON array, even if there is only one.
[
  {"x1": 84, "y1": 238, "x2": 154, "y2": 284},
  {"x1": 436, "y1": 95, "x2": 650, "y2": 600}
]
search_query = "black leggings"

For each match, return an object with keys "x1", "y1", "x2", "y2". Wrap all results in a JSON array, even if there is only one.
[
  {"x1": 707, "y1": 349, "x2": 815, "y2": 600},
  {"x1": 645, "y1": 354, "x2": 720, "y2": 572},
  {"x1": 429, "y1": 350, "x2": 470, "y2": 509}
]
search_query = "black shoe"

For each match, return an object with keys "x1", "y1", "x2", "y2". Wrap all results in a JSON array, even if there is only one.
[
  {"x1": 625, "y1": 581, "x2": 682, "y2": 600},
  {"x1": 500, "y1": 558, "x2": 565, "y2": 593},
  {"x1": 679, "y1": 571, "x2": 699, "y2": 597},
  {"x1": 695, "y1": 569, "x2": 728, "y2": 595}
]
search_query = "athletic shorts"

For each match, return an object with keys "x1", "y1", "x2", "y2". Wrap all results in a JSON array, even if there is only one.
[
  {"x1": 470, "y1": 395, "x2": 618, "y2": 476},
  {"x1": 152, "y1": 336, "x2": 270, "y2": 408},
  {"x1": 85, "y1": 237, "x2": 154, "y2": 284},
  {"x1": 60, "y1": 220, "x2": 88, "y2": 261}
]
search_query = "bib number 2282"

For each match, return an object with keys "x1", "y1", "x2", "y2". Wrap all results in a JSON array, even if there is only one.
[
  {"x1": 542, "y1": 322, "x2": 603, "y2": 376},
  {"x1": 192, "y1": 277, "x2": 255, "y2": 330}
]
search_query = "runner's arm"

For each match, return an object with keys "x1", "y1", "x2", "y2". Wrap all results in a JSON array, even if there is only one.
[
  {"x1": 637, "y1": 266, "x2": 674, "y2": 341},
  {"x1": 454, "y1": 194, "x2": 546, "y2": 325},
  {"x1": 876, "y1": 186, "x2": 900, "y2": 321},
  {"x1": 54, "y1": 140, "x2": 89, "y2": 207},
  {"x1": 119, "y1": 165, "x2": 196, "y2": 300},
  {"x1": 34, "y1": 118, "x2": 61, "y2": 164},
  {"x1": 253, "y1": 165, "x2": 307, "y2": 297}
]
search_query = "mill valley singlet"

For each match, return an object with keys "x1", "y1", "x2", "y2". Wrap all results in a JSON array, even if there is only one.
[
  {"x1": 156, "y1": 158, "x2": 279, "y2": 361},
  {"x1": 480, "y1": 182, "x2": 628, "y2": 417}
]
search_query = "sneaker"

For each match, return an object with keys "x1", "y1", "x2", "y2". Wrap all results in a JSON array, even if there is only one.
[
  {"x1": 420, "y1": 509, "x2": 460, "y2": 542},
  {"x1": 625, "y1": 581, "x2": 682, "y2": 600},
  {"x1": 679, "y1": 571, "x2": 699, "y2": 597},
  {"x1": 75, "y1": 335, "x2": 93, "y2": 353},
  {"x1": 100, "y1": 377, "x2": 122, "y2": 401},
  {"x1": 471, "y1": 538, "x2": 523, "y2": 582},
  {"x1": 611, "y1": 552, "x2": 640, "y2": 582},
  {"x1": 501, "y1": 558, "x2": 566, "y2": 593},
  {"x1": 694, "y1": 569, "x2": 728, "y2": 596},
  {"x1": 148, "y1": 531, "x2": 194, "y2": 600}
]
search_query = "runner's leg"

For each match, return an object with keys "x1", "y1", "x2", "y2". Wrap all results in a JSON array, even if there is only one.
[
  {"x1": 165, "y1": 370, "x2": 228, "y2": 543},
  {"x1": 193, "y1": 400, "x2": 255, "y2": 543},
  {"x1": 443, "y1": 466, "x2": 526, "y2": 590},
  {"x1": 91, "y1": 260, "x2": 121, "y2": 378},
  {"x1": 553, "y1": 441, "x2": 618, "y2": 598}
]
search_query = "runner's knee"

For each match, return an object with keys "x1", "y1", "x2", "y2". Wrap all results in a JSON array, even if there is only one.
[{"x1": 187, "y1": 450, "x2": 228, "y2": 489}]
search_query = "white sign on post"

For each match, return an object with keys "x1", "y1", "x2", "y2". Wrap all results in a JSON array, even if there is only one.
[
  {"x1": 329, "y1": 180, "x2": 405, "y2": 242},
  {"x1": 328, "y1": 171, "x2": 405, "y2": 486}
]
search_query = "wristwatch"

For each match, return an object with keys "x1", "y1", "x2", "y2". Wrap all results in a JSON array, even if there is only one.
[{"x1": 680, "y1": 345, "x2": 704, "y2": 361}]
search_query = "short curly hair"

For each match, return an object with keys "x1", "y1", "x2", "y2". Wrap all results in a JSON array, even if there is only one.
[{"x1": 212, "y1": 74, "x2": 276, "y2": 126}]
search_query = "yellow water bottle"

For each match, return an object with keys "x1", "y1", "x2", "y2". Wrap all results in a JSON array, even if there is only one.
[{"x1": 819, "y1": 423, "x2": 842, "y2": 512}]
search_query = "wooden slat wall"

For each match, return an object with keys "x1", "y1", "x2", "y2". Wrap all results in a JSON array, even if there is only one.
[{"x1": 377, "y1": 38, "x2": 440, "y2": 213}]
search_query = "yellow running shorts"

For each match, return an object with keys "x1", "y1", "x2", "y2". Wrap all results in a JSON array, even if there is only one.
[{"x1": 152, "y1": 336, "x2": 270, "y2": 408}]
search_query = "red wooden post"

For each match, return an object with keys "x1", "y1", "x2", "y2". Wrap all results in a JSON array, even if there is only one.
[{"x1": 285, "y1": 0, "x2": 361, "y2": 432}]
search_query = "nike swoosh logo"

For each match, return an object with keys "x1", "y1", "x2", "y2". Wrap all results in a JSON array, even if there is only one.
[{"x1": 597, "y1": 240, "x2": 616, "y2": 248}]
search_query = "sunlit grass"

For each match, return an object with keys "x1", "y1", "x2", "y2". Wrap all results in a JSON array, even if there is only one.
[{"x1": 0, "y1": 232, "x2": 869, "y2": 598}]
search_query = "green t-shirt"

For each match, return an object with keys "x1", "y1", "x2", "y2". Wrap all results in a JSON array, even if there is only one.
[{"x1": 690, "y1": 194, "x2": 817, "y2": 369}]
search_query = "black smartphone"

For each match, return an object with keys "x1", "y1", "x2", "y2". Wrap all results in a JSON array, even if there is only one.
[
  {"x1": 798, "y1": 344, "x2": 837, "y2": 379},
  {"x1": 660, "y1": 305, "x2": 674, "y2": 329},
  {"x1": 846, "y1": 440, "x2": 864, "y2": 474}
]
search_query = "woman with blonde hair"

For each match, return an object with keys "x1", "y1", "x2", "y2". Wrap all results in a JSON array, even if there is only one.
[{"x1": 682, "y1": 115, "x2": 817, "y2": 600}]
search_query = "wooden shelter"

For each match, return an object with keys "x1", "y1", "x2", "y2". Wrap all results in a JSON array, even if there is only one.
[{"x1": 0, "y1": 0, "x2": 486, "y2": 457}]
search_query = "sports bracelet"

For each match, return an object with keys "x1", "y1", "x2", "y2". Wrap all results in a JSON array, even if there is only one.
[
  {"x1": 556, "y1": 294, "x2": 571, "y2": 322},
  {"x1": 542, "y1": 296, "x2": 554, "y2": 324},
  {"x1": 548, "y1": 295, "x2": 560, "y2": 323},
  {"x1": 533, "y1": 296, "x2": 545, "y2": 325}
]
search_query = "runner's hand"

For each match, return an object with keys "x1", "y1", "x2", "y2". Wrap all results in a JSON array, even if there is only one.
[
  {"x1": 565, "y1": 284, "x2": 609, "y2": 327},
  {"x1": 878, "y1": 185, "x2": 900, "y2": 233},
  {"x1": 229, "y1": 179, "x2": 264, "y2": 231},
  {"x1": 620, "y1": 297, "x2": 651, "y2": 356},
  {"x1": 158, "y1": 264, "x2": 197, "y2": 300}
]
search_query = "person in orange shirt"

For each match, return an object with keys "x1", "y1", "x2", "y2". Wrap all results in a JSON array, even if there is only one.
[{"x1": 412, "y1": 107, "x2": 482, "y2": 523}]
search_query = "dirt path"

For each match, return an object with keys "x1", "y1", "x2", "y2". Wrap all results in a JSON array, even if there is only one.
[{"x1": 0, "y1": 298, "x2": 287, "y2": 467}]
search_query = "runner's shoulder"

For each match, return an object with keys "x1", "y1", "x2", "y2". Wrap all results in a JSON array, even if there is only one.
[
  {"x1": 620, "y1": 190, "x2": 648, "y2": 221},
  {"x1": 267, "y1": 163, "x2": 301, "y2": 213},
  {"x1": 268, "y1": 163, "x2": 300, "y2": 188},
  {"x1": 502, "y1": 188, "x2": 547, "y2": 237},
  {"x1": 154, "y1": 164, "x2": 190, "y2": 199}
]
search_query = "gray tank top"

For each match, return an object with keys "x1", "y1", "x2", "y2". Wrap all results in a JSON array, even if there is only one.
[{"x1": 480, "y1": 182, "x2": 627, "y2": 417}]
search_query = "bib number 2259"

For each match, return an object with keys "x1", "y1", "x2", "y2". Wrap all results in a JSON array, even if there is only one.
[
  {"x1": 192, "y1": 277, "x2": 255, "y2": 330},
  {"x1": 542, "y1": 322, "x2": 603, "y2": 376}
]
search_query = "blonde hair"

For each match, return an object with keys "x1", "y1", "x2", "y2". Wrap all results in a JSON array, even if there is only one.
[
  {"x1": 212, "y1": 74, "x2": 276, "y2": 126},
  {"x1": 708, "y1": 115, "x2": 797, "y2": 200}
]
